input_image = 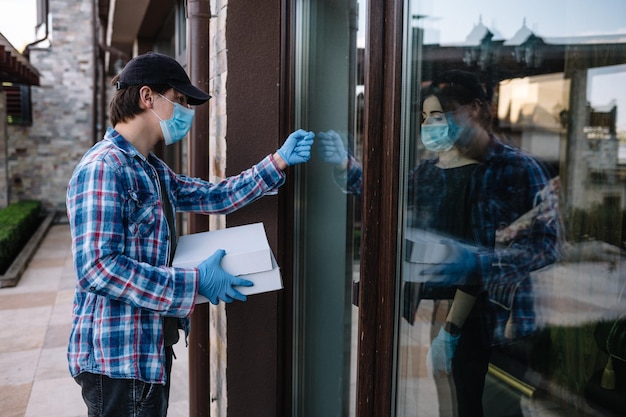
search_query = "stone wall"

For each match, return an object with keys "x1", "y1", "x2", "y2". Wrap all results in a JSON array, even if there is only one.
[
  {"x1": 6, "y1": 0, "x2": 94, "y2": 213},
  {"x1": 208, "y1": 0, "x2": 229, "y2": 416}
]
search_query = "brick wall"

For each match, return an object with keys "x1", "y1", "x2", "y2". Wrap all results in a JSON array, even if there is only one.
[{"x1": 5, "y1": 0, "x2": 94, "y2": 213}]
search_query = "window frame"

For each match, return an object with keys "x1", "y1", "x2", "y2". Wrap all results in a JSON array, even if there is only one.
[
  {"x1": 354, "y1": 0, "x2": 404, "y2": 416},
  {"x1": 4, "y1": 83, "x2": 33, "y2": 126}
]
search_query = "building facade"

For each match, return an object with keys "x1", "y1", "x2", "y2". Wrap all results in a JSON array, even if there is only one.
[{"x1": 6, "y1": 0, "x2": 626, "y2": 416}]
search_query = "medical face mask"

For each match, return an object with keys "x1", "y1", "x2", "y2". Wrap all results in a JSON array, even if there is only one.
[
  {"x1": 151, "y1": 94, "x2": 195, "y2": 145},
  {"x1": 420, "y1": 108, "x2": 470, "y2": 152},
  {"x1": 420, "y1": 122, "x2": 455, "y2": 152}
]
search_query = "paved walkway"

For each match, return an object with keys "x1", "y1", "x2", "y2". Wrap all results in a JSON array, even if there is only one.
[{"x1": 0, "y1": 222, "x2": 190, "y2": 417}]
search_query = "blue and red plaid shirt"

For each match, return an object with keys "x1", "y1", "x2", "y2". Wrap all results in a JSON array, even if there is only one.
[{"x1": 66, "y1": 128, "x2": 285, "y2": 384}]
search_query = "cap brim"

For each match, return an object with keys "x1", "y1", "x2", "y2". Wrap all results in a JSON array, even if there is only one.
[{"x1": 171, "y1": 83, "x2": 211, "y2": 105}]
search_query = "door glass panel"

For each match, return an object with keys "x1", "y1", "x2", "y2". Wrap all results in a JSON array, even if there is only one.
[
  {"x1": 293, "y1": 1, "x2": 366, "y2": 416},
  {"x1": 396, "y1": 1, "x2": 626, "y2": 416}
]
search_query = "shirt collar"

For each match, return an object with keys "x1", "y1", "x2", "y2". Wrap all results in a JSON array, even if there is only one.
[{"x1": 104, "y1": 127, "x2": 147, "y2": 161}]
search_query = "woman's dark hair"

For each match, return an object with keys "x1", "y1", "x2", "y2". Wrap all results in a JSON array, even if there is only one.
[
  {"x1": 109, "y1": 74, "x2": 170, "y2": 126},
  {"x1": 421, "y1": 70, "x2": 493, "y2": 129}
]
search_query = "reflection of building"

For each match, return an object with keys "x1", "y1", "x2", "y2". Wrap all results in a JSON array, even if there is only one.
[
  {"x1": 418, "y1": 19, "x2": 626, "y2": 212},
  {"x1": 499, "y1": 75, "x2": 625, "y2": 210},
  {"x1": 497, "y1": 73, "x2": 567, "y2": 163},
  {"x1": 583, "y1": 103, "x2": 624, "y2": 207}
]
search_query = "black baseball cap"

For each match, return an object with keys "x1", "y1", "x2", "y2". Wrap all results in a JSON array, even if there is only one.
[{"x1": 116, "y1": 52, "x2": 211, "y2": 105}]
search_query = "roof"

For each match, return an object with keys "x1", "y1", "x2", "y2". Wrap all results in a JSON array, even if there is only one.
[{"x1": 0, "y1": 33, "x2": 40, "y2": 86}]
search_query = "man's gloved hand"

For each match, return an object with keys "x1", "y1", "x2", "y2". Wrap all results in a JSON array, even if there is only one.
[
  {"x1": 422, "y1": 240, "x2": 478, "y2": 286},
  {"x1": 426, "y1": 326, "x2": 460, "y2": 376},
  {"x1": 317, "y1": 130, "x2": 348, "y2": 165},
  {"x1": 197, "y1": 249, "x2": 253, "y2": 305},
  {"x1": 277, "y1": 129, "x2": 315, "y2": 166}
]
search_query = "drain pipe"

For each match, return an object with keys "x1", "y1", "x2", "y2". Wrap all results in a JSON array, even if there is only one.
[
  {"x1": 187, "y1": 0, "x2": 211, "y2": 416},
  {"x1": 23, "y1": 0, "x2": 49, "y2": 59}
]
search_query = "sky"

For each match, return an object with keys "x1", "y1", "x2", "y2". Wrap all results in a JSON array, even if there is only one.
[{"x1": 0, "y1": 0, "x2": 37, "y2": 52}]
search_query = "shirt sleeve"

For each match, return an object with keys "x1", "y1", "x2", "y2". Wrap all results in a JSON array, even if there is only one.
[
  {"x1": 331, "y1": 155, "x2": 363, "y2": 196},
  {"x1": 170, "y1": 155, "x2": 287, "y2": 213}
]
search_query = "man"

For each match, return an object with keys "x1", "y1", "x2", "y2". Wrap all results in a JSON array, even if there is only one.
[{"x1": 66, "y1": 52, "x2": 314, "y2": 417}]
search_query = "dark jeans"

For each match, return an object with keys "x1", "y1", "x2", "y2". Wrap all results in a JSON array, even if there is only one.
[
  {"x1": 74, "y1": 347, "x2": 174, "y2": 417},
  {"x1": 452, "y1": 308, "x2": 492, "y2": 417}
]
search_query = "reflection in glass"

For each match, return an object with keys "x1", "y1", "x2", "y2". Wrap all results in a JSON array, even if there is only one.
[
  {"x1": 292, "y1": 1, "x2": 365, "y2": 416},
  {"x1": 397, "y1": 1, "x2": 626, "y2": 416}
]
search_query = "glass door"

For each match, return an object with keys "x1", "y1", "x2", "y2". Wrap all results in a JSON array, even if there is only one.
[
  {"x1": 292, "y1": 0, "x2": 366, "y2": 416},
  {"x1": 396, "y1": 1, "x2": 626, "y2": 417}
]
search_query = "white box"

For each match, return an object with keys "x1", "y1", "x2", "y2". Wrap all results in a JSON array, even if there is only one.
[
  {"x1": 172, "y1": 222, "x2": 283, "y2": 303},
  {"x1": 173, "y1": 223, "x2": 273, "y2": 276}
]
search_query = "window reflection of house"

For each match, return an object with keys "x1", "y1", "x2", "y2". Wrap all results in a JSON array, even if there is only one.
[
  {"x1": 498, "y1": 74, "x2": 625, "y2": 210},
  {"x1": 419, "y1": 18, "x2": 626, "y2": 216},
  {"x1": 497, "y1": 73, "x2": 566, "y2": 166}
]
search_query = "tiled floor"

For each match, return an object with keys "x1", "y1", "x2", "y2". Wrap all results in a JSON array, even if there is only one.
[{"x1": 0, "y1": 223, "x2": 190, "y2": 417}]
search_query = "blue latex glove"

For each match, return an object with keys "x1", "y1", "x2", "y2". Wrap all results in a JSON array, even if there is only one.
[
  {"x1": 426, "y1": 326, "x2": 460, "y2": 375},
  {"x1": 317, "y1": 130, "x2": 348, "y2": 165},
  {"x1": 421, "y1": 240, "x2": 478, "y2": 286},
  {"x1": 197, "y1": 249, "x2": 254, "y2": 304},
  {"x1": 277, "y1": 129, "x2": 315, "y2": 166}
]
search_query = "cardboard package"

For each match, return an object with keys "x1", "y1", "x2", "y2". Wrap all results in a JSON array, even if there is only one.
[{"x1": 172, "y1": 222, "x2": 282, "y2": 303}]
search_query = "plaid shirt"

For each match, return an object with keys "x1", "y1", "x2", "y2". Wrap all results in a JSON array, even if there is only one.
[
  {"x1": 66, "y1": 128, "x2": 285, "y2": 384},
  {"x1": 469, "y1": 137, "x2": 560, "y2": 344},
  {"x1": 342, "y1": 136, "x2": 561, "y2": 345}
]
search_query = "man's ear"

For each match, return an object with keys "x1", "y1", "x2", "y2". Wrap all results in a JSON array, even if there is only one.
[
  {"x1": 139, "y1": 86, "x2": 153, "y2": 109},
  {"x1": 468, "y1": 99, "x2": 483, "y2": 116}
]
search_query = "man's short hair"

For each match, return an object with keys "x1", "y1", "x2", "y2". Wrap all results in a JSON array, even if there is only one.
[{"x1": 108, "y1": 82, "x2": 169, "y2": 127}]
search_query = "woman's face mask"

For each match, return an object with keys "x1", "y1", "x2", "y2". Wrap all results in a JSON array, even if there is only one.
[
  {"x1": 151, "y1": 94, "x2": 195, "y2": 145},
  {"x1": 420, "y1": 102, "x2": 468, "y2": 153},
  {"x1": 420, "y1": 121, "x2": 455, "y2": 152}
]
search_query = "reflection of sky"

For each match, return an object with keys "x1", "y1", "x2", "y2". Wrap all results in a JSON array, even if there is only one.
[
  {"x1": 588, "y1": 65, "x2": 626, "y2": 132},
  {"x1": 413, "y1": 0, "x2": 626, "y2": 44},
  {"x1": 407, "y1": 0, "x2": 626, "y2": 133}
]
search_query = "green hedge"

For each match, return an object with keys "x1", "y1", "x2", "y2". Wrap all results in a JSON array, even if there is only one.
[{"x1": 0, "y1": 200, "x2": 42, "y2": 274}]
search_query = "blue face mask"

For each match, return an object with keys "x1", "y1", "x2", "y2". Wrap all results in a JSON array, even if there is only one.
[
  {"x1": 152, "y1": 94, "x2": 195, "y2": 145},
  {"x1": 420, "y1": 110, "x2": 468, "y2": 152},
  {"x1": 420, "y1": 123, "x2": 455, "y2": 152}
]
